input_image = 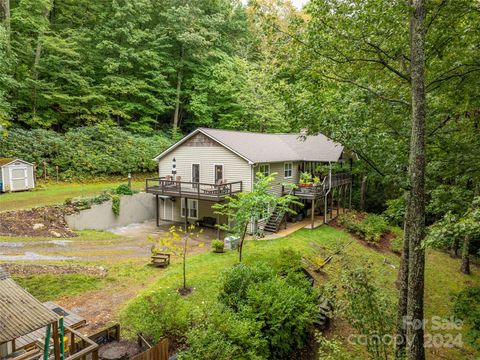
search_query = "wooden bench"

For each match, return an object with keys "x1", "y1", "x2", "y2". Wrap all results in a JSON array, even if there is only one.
[{"x1": 151, "y1": 253, "x2": 171, "y2": 267}]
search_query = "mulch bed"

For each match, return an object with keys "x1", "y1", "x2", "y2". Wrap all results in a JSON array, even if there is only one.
[
  {"x1": 329, "y1": 218, "x2": 393, "y2": 254},
  {"x1": 2, "y1": 263, "x2": 108, "y2": 277},
  {"x1": 0, "y1": 205, "x2": 77, "y2": 237}
]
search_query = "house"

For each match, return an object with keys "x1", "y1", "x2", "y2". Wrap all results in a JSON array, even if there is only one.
[
  {"x1": 147, "y1": 128, "x2": 352, "y2": 232},
  {"x1": 0, "y1": 158, "x2": 35, "y2": 192}
]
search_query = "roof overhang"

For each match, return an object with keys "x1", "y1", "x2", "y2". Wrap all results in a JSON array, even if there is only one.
[
  {"x1": 0, "y1": 158, "x2": 34, "y2": 167},
  {"x1": 153, "y1": 129, "x2": 255, "y2": 164}
]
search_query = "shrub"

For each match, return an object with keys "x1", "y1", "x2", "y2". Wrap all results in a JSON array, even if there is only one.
[
  {"x1": 389, "y1": 227, "x2": 404, "y2": 254},
  {"x1": 211, "y1": 240, "x2": 224, "y2": 253},
  {"x1": 218, "y1": 263, "x2": 274, "y2": 311},
  {"x1": 383, "y1": 197, "x2": 405, "y2": 226},
  {"x1": 178, "y1": 307, "x2": 268, "y2": 360},
  {"x1": 338, "y1": 212, "x2": 389, "y2": 243},
  {"x1": 358, "y1": 214, "x2": 389, "y2": 243},
  {"x1": 218, "y1": 263, "x2": 318, "y2": 358},
  {"x1": 452, "y1": 286, "x2": 480, "y2": 352}
]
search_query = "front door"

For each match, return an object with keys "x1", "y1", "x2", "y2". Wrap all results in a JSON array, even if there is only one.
[
  {"x1": 214, "y1": 164, "x2": 223, "y2": 184},
  {"x1": 192, "y1": 164, "x2": 200, "y2": 188}
]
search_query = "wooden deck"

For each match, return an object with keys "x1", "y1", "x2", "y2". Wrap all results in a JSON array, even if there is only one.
[
  {"x1": 146, "y1": 178, "x2": 242, "y2": 201},
  {"x1": 16, "y1": 302, "x2": 86, "y2": 349}
]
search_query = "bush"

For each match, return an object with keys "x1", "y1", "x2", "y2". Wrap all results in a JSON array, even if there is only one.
[
  {"x1": 338, "y1": 212, "x2": 389, "y2": 243},
  {"x1": 452, "y1": 286, "x2": 480, "y2": 352},
  {"x1": 0, "y1": 126, "x2": 173, "y2": 180},
  {"x1": 389, "y1": 227, "x2": 404, "y2": 254},
  {"x1": 218, "y1": 263, "x2": 318, "y2": 358},
  {"x1": 211, "y1": 240, "x2": 224, "y2": 253},
  {"x1": 383, "y1": 197, "x2": 405, "y2": 226},
  {"x1": 178, "y1": 307, "x2": 268, "y2": 360},
  {"x1": 358, "y1": 214, "x2": 389, "y2": 243}
]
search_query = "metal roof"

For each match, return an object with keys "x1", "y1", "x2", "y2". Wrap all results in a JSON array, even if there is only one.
[
  {"x1": 0, "y1": 158, "x2": 33, "y2": 167},
  {"x1": 0, "y1": 267, "x2": 58, "y2": 343},
  {"x1": 154, "y1": 128, "x2": 344, "y2": 164}
]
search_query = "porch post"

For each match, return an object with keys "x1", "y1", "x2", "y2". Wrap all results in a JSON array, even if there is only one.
[
  {"x1": 330, "y1": 190, "x2": 334, "y2": 221},
  {"x1": 323, "y1": 194, "x2": 327, "y2": 224},
  {"x1": 155, "y1": 195, "x2": 159, "y2": 227},
  {"x1": 311, "y1": 198, "x2": 315, "y2": 229},
  {"x1": 184, "y1": 197, "x2": 188, "y2": 230},
  {"x1": 52, "y1": 321, "x2": 60, "y2": 360}
]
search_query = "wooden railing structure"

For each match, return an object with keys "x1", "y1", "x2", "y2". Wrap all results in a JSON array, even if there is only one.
[
  {"x1": 282, "y1": 172, "x2": 353, "y2": 228},
  {"x1": 145, "y1": 177, "x2": 243, "y2": 201},
  {"x1": 132, "y1": 336, "x2": 169, "y2": 360}
]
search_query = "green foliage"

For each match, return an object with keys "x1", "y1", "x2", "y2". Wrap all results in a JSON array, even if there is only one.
[
  {"x1": 389, "y1": 227, "x2": 404, "y2": 254},
  {"x1": 178, "y1": 306, "x2": 268, "y2": 360},
  {"x1": 218, "y1": 263, "x2": 318, "y2": 358},
  {"x1": 383, "y1": 197, "x2": 405, "y2": 227},
  {"x1": 0, "y1": 126, "x2": 172, "y2": 179},
  {"x1": 452, "y1": 286, "x2": 480, "y2": 352},
  {"x1": 338, "y1": 212, "x2": 389, "y2": 243},
  {"x1": 67, "y1": 184, "x2": 137, "y2": 216},
  {"x1": 211, "y1": 239, "x2": 224, "y2": 253},
  {"x1": 341, "y1": 265, "x2": 393, "y2": 359},
  {"x1": 299, "y1": 171, "x2": 313, "y2": 185}
]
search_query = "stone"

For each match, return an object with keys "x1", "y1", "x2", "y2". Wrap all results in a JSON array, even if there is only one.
[
  {"x1": 49, "y1": 230, "x2": 62, "y2": 238},
  {"x1": 33, "y1": 223, "x2": 45, "y2": 230}
]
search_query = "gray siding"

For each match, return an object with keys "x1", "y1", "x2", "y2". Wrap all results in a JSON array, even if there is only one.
[{"x1": 253, "y1": 161, "x2": 300, "y2": 196}]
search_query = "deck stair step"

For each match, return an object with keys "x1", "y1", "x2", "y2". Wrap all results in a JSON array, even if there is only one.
[{"x1": 263, "y1": 206, "x2": 286, "y2": 234}]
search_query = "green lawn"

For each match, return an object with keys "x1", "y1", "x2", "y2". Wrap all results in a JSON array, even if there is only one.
[
  {"x1": 120, "y1": 226, "x2": 480, "y2": 359},
  {"x1": 0, "y1": 178, "x2": 149, "y2": 212}
]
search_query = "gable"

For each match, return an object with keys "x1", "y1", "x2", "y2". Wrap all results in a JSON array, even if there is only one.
[{"x1": 183, "y1": 132, "x2": 220, "y2": 147}]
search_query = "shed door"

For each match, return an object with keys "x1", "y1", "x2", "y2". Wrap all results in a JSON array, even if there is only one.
[{"x1": 10, "y1": 167, "x2": 28, "y2": 191}]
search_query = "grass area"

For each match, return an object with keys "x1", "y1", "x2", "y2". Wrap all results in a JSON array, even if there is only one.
[
  {"x1": 14, "y1": 273, "x2": 105, "y2": 302},
  {"x1": 120, "y1": 226, "x2": 480, "y2": 359},
  {"x1": 0, "y1": 177, "x2": 149, "y2": 212}
]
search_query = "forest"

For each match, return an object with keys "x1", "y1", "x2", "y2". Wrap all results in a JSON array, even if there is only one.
[{"x1": 1, "y1": 0, "x2": 480, "y2": 359}]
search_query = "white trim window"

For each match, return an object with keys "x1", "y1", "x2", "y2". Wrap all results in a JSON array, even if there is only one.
[
  {"x1": 181, "y1": 198, "x2": 199, "y2": 219},
  {"x1": 258, "y1": 164, "x2": 270, "y2": 176},
  {"x1": 284, "y1": 162, "x2": 293, "y2": 178}
]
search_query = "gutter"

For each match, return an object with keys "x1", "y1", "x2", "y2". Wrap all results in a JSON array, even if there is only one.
[{"x1": 323, "y1": 162, "x2": 332, "y2": 223}]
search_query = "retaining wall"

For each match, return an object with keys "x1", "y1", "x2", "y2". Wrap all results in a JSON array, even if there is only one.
[{"x1": 65, "y1": 192, "x2": 156, "y2": 230}]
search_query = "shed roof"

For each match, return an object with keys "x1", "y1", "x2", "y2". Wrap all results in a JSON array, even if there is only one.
[
  {"x1": 155, "y1": 128, "x2": 344, "y2": 164},
  {"x1": 0, "y1": 158, "x2": 33, "y2": 167},
  {"x1": 0, "y1": 266, "x2": 58, "y2": 343}
]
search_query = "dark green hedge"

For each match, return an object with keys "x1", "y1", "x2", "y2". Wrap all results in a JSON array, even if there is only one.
[{"x1": 0, "y1": 126, "x2": 172, "y2": 180}]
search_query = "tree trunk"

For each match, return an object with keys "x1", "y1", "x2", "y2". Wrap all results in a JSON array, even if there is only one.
[
  {"x1": 449, "y1": 237, "x2": 459, "y2": 257},
  {"x1": 406, "y1": 1, "x2": 427, "y2": 359},
  {"x1": 238, "y1": 222, "x2": 248, "y2": 262},
  {"x1": 395, "y1": 204, "x2": 410, "y2": 359},
  {"x1": 360, "y1": 175, "x2": 367, "y2": 211},
  {"x1": 32, "y1": 4, "x2": 51, "y2": 116},
  {"x1": 460, "y1": 235, "x2": 470, "y2": 275},
  {"x1": 1, "y1": 0, "x2": 11, "y2": 51},
  {"x1": 172, "y1": 46, "x2": 184, "y2": 132}
]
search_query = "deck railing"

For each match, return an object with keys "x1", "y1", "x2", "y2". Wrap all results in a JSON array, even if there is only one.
[
  {"x1": 145, "y1": 177, "x2": 243, "y2": 200},
  {"x1": 283, "y1": 172, "x2": 352, "y2": 198}
]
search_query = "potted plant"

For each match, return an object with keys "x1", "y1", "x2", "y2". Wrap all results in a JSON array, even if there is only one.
[
  {"x1": 211, "y1": 239, "x2": 225, "y2": 253},
  {"x1": 313, "y1": 176, "x2": 321, "y2": 185},
  {"x1": 299, "y1": 172, "x2": 313, "y2": 187}
]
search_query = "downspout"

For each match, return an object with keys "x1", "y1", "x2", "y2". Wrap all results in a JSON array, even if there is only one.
[{"x1": 323, "y1": 162, "x2": 332, "y2": 223}]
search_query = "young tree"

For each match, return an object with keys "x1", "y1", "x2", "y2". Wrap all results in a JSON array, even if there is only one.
[
  {"x1": 213, "y1": 173, "x2": 300, "y2": 262},
  {"x1": 150, "y1": 224, "x2": 204, "y2": 294}
]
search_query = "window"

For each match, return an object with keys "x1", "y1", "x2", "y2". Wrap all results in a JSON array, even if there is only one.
[
  {"x1": 181, "y1": 199, "x2": 199, "y2": 219},
  {"x1": 284, "y1": 162, "x2": 293, "y2": 178},
  {"x1": 258, "y1": 164, "x2": 270, "y2": 176},
  {"x1": 192, "y1": 164, "x2": 200, "y2": 188},
  {"x1": 214, "y1": 164, "x2": 224, "y2": 184}
]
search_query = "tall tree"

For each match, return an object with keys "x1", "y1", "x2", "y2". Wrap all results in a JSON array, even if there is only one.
[{"x1": 405, "y1": 1, "x2": 427, "y2": 359}]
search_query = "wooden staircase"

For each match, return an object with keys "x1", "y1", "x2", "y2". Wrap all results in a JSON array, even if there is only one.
[{"x1": 263, "y1": 206, "x2": 286, "y2": 233}]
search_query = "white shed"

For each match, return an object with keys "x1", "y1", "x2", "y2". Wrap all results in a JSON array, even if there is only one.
[{"x1": 0, "y1": 158, "x2": 35, "y2": 192}]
